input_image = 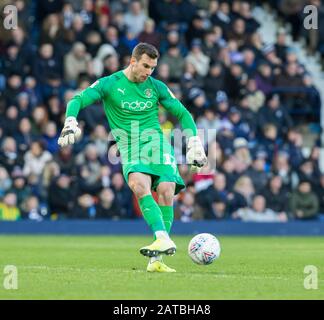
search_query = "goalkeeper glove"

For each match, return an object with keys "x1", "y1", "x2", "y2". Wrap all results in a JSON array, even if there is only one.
[
  {"x1": 58, "y1": 117, "x2": 82, "y2": 147},
  {"x1": 186, "y1": 136, "x2": 207, "y2": 173}
]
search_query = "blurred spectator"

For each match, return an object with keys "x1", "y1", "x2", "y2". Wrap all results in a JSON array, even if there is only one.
[
  {"x1": 297, "y1": 159, "x2": 320, "y2": 189},
  {"x1": 64, "y1": 42, "x2": 93, "y2": 83},
  {"x1": 138, "y1": 18, "x2": 161, "y2": 49},
  {"x1": 258, "y1": 123, "x2": 282, "y2": 164},
  {"x1": 9, "y1": 173, "x2": 32, "y2": 209},
  {"x1": 0, "y1": 166, "x2": 12, "y2": 198},
  {"x1": 257, "y1": 93, "x2": 293, "y2": 137},
  {"x1": 42, "y1": 121, "x2": 60, "y2": 154},
  {"x1": 72, "y1": 193, "x2": 96, "y2": 219},
  {"x1": 272, "y1": 151, "x2": 294, "y2": 191},
  {"x1": 238, "y1": 1, "x2": 260, "y2": 34},
  {"x1": 314, "y1": 173, "x2": 324, "y2": 214},
  {"x1": 48, "y1": 174, "x2": 75, "y2": 218},
  {"x1": 84, "y1": 31, "x2": 102, "y2": 58},
  {"x1": 233, "y1": 175, "x2": 255, "y2": 208},
  {"x1": 246, "y1": 151, "x2": 269, "y2": 193},
  {"x1": 22, "y1": 196, "x2": 47, "y2": 221},
  {"x1": 104, "y1": 25, "x2": 130, "y2": 62},
  {"x1": 224, "y1": 63, "x2": 247, "y2": 99},
  {"x1": 185, "y1": 39, "x2": 210, "y2": 77},
  {"x1": 187, "y1": 87, "x2": 210, "y2": 118},
  {"x1": 111, "y1": 172, "x2": 133, "y2": 218},
  {"x1": 0, "y1": 193, "x2": 21, "y2": 221},
  {"x1": 124, "y1": 0, "x2": 147, "y2": 37},
  {"x1": 40, "y1": 14, "x2": 65, "y2": 45},
  {"x1": 101, "y1": 54, "x2": 120, "y2": 77},
  {"x1": 33, "y1": 43, "x2": 62, "y2": 84},
  {"x1": 277, "y1": 0, "x2": 304, "y2": 41},
  {"x1": 175, "y1": 191, "x2": 204, "y2": 222},
  {"x1": 196, "y1": 109, "x2": 220, "y2": 145},
  {"x1": 2, "y1": 42, "x2": 27, "y2": 77},
  {"x1": 219, "y1": 156, "x2": 239, "y2": 190},
  {"x1": 241, "y1": 77, "x2": 265, "y2": 113},
  {"x1": 233, "y1": 194, "x2": 287, "y2": 222},
  {"x1": 4, "y1": 74, "x2": 23, "y2": 106},
  {"x1": 53, "y1": 146, "x2": 77, "y2": 176},
  {"x1": 92, "y1": 44, "x2": 117, "y2": 77},
  {"x1": 0, "y1": 137, "x2": 24, "y2": 173},
  {"x1": 76, "y1": 143, "x2": 103, "y2": 195},
  {"x1": 204, "y1": 62, "x2": 226, "y2": 102},
  {"x1": 227, "y1": 18, "x2": 249, "y2": 48},
  {"x1": 255, "y1": 62, "x2": 274, "y2": 95},
  {"x1": 96, "y1": 188, "x2": 121, "y2": 219},
  {"x1": 228, "y1": 107, "x2": 252, "y2": 141},
  {"x1": 180, "y1": 61, "x2": 203, "y2": 95},
  {"x1": 160, "y1": 30, "x2": 187, "y2": 56},
  {"x1": 274, "y1": 62, "x2": 306, "y2": 110},
  {"x1": 3, "y1": 105, "x2": 20, "y2": 137},
  {"x1": 160, "y1": 45, "x2": 185, "y2": 81},
  {"x1": 23, "y1": 140, "x2": 53, "y2": 178},
  {"x1": 185, "y1": 14, "x2": 206, "y2": 48},
  {"x1": 289, "y1": 180, "x2": 319, "y2": 220},
  {"x1": 261, "y1": 174, "x2": 289, "y2": 215},
  {"x1": 232, "y1": 138, "x2": 252, "y2": 173},
  {"x1": 283, "y1": 127, "x2": 304, "y2": 169}
]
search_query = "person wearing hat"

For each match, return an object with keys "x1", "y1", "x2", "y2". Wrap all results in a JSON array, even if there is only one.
[
  {"x1": 232, "y1": 137, "x2": 252, "y2": 173},
  {"x1": 187, "y1": 87, "x2": 209, "y2": 118},
  {"x1": 262, "y1": 43, "x2": 282, "y2": 72},
  {"x1": 229, "y1": 106, "x2": 251, "y2": 141},
  {"x1": 214, "y1": 90, "x2": 229, "y2": 119},
  {"x1": 245, "y1": 150, "x2": 269, "y2": 193}
]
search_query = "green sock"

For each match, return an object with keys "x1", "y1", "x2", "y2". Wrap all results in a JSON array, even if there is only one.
[
  {"x1": 159, "y1": 205, "x2": 174, "y2": 234},
  {"x1": 139, "y1": 195, "x2": 166, "y2": 233}
]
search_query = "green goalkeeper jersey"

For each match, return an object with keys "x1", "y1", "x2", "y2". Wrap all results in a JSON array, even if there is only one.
[{"x1": 65, "y1": 70, "x2": 197, "y2": 193}]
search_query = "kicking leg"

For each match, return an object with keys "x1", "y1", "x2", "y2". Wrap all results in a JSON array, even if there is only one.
[
  {"x1": 146, "y1": 182, "x2": 177, "y2": 272},
  {"x1": 128, "y1": 173, "x2": 176, "y2": 258}
]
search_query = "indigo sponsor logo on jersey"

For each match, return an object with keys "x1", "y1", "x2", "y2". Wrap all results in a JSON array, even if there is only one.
[{"x1": 121, "y1": 100, "x2": 154, "y2": 111}]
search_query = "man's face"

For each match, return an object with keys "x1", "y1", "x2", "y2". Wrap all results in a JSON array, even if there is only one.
[
  {"x1": 130, "y1": 54, "x2": 157, "y2": 82},
  {"x1": 253, "y1": 196, "x2": 265, "y2": 212}
]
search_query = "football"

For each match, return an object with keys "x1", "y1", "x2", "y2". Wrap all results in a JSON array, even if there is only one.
[{"x1": 188, "y1": 233, "x2": 221, "y2": 265}]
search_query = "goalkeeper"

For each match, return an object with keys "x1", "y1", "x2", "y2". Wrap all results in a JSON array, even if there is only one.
[{"x1": 58, "y1": 43, "x2": 207, "y2": 273}]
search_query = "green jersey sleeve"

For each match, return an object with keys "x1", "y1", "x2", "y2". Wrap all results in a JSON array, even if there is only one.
[
  {"x1": 65, "y1": 77, "x2": 110, "y2": 118},
  {"x1": 154, "y1": 79, "x2": 197, "y2": 137}
]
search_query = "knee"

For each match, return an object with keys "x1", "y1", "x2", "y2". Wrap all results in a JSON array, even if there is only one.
[
  {"x1": 157, "y1": 185, "x2": 175, "y2": 206},
  {"x1": 129, "y1": 179, "x2": 150, "y2": 199}
]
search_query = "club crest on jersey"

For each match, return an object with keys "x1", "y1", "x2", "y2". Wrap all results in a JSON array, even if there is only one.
[{"x1": 144, "y1": 89, "x2": 153, "y2": 98}]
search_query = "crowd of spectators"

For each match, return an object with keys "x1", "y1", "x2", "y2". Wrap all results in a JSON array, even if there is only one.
[
  {"x1": 0, "y1": 0, "x2": 323, "y2": 222},
  {"x1": 270, "y1": 0, "x2": 324, "y2": 70}
]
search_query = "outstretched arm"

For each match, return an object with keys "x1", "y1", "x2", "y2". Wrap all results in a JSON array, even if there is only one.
[
  {"x1": 58, "y1": 79, "x2": 108, "y2": 147},
  {"x1": 155, "y1": 80, "x2": 207, "y2": 172}
]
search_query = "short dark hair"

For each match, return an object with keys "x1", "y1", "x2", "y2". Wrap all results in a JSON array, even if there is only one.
[{"x1": 132, "y1": 42, "x2": 159, "y2": 60}]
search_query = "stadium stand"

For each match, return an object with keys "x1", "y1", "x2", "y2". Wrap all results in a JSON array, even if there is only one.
[{"x1": 0, "y1": 0, "x2": 323, "y2": 224}]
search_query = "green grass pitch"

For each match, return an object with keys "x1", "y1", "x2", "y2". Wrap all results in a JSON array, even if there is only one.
[{"x1": 0, "y1": 235, "x2": 323, "y2": 300}]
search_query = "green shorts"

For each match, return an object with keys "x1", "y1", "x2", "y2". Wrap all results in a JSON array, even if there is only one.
[{"x1": 120, "y1": 139, "x2": 185, "y2": 195}]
